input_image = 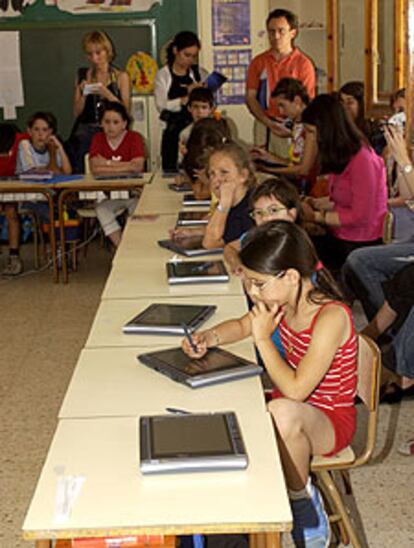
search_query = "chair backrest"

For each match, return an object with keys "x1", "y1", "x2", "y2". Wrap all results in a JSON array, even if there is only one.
[
  {"x1": 382, "y1": 210, "x2": 394, "y2": 244},
  {"x1": 355, "y1": 334, "x2": 382, "y2": 466}
]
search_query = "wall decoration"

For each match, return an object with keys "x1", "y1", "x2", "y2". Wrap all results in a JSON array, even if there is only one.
[
  {"x1": 0, "y1": 0, "x2": 36, "y2": 18},
  {"x1": 47, "y1": 0, "x2": 161, "y2": 15},
  {"x1": 0, "y1": 31, "x2": 24, "y2": 119},
  {"x1": 212, "y1": 0, "x2": 250, "y2": 46},
  {"x1": 213, "y1": 48, "x2": 251, "y2": 105}
]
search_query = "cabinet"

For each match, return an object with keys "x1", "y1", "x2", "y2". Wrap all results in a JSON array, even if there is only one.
[{"x1": 131, "y1": 94, "x2": 161, "y2": 171}]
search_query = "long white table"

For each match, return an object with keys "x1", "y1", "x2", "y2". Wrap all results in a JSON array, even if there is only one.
[
  {"x1": 22, "y1": 415, "x2": 291, "y2": 541},
  {"x1": 23, "y1": 171, "x2": 292, "y2": 547},
  {"x1": 59, "y1": 343, "x2": 263, "y2": 419},
  {"x1": 86, "y1": 295, "x2": 248, "y2": 349}
]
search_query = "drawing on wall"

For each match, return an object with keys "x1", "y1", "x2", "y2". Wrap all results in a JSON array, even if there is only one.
[
  {"x1": 212, "y1": 0, "x2": 250, "y2": 46},
  {"x1": 0, "y1": 0, "x2": 36, "y2": 18},
  {"x1": 214, "y1": 48, "x2": 251, "y2": 105},
  {"x1": 44, "y1": 0, "x2": 161, "y2": 14}
]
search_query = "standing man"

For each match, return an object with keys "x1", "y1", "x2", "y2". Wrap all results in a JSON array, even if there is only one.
[{"x1": 246, "y1": 8, "x2": 316, "y2": 157}]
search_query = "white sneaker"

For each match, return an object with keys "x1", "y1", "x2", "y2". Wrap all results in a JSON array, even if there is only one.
[{"x1": 2, "y1": 255, "x2": 24, "y2": 277}]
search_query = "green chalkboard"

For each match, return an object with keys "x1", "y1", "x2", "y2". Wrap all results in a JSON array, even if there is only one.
[
  {"x1": 2, "y1": 22, "x2": 155, "y2": 139},
  {"x1": 0, "y1": 0, "x2": 198, "y2": 138}
]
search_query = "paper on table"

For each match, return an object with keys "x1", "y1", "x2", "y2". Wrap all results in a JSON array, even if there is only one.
[
  {"x1": 54, "y1": 470, "x2": 86, "y2": 524},
  {"x1": 0, "y1": 31, "x2": 24, "y2": 120}
]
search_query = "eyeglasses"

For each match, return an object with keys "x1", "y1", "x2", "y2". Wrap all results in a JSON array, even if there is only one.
[
  {"x1": 243, "y1": 271, "x2": 285, "y2": 292},
  {"x1": 249, "y1": 205, "x2": 287, "y2": 220}
]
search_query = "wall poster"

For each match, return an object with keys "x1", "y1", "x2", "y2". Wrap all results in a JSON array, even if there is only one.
[
  {"x1": 212, "y1": 0, "x2": 250, "y2": 46},
  {"x1": 214, "y1": 48, "x2": 251, "y2": 105},
  {"x1": 43, "y1": 0, "x2": 161, "y2": 15}
]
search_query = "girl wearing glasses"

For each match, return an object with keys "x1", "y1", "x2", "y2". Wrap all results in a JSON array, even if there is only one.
[
  {"x1": 224, "y1": 177, "x2": 302, "y2": 275},
  {"x1": 182, "y1": 221, "x2": 357, "y2": 548}
]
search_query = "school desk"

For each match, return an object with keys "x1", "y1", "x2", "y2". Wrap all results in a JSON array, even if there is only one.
[
  {"x1": 54, "y1": 173, "x2": 154, "y2": 283},
  {"x1": 85, "y1": 295, "x2": 248, "y2": 349},
  {"x1": 23, "y1": 416, "x2": 291, "y2": 547}
]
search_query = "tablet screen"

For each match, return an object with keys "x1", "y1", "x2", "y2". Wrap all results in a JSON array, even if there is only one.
[
  {"x1": 151, "y1": 347, "x2": 247, "y2": 377},
  {"x1": 170, "y1": 261, "x2": 227, "y2": 277},
  {"x1": 129, "y1": 304, "x2": 209, "y2": 327},
  {"x1": 150, "y1": 414, "x2": 233, "y2": 458},
  {"x1": 178, "y1": 211, "x2": 207, "y2": 221},
  {"x1": 165, "y1": 235, "x2": 205, "y2": 250}
]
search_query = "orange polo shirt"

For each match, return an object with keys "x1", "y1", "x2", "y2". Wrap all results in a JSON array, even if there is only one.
[{"x1": 246, "y1": 47, "x2": 316, "y2": 119}]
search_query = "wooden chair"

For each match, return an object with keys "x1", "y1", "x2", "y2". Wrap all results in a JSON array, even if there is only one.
[
  {"x1": 311, "y1": 334, "x2": 381, "y2": 547},
  {"x1": 382, "y1": 210, "x2": 394, "y2": 244}
]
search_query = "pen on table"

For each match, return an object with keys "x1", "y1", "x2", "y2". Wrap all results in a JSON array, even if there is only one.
[
  {"x1": 166, "y1": 407, "x2": 192, "y2": 415},
  {"x1": 181, "y1": 322, "x2": 199, "y2": 353}
]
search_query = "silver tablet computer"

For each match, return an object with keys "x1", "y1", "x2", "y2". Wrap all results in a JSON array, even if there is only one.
[
  {"x1": 137, "y1": 346, "x2": 262, "y2": 388},
  {"x1": 158, "y1": 236, "x2": 223, "y2": 257},
  {"x1": 166, "y1": 260, "x2": 229, "y2": 284},
  {"x1": 140, "y1": 412, "x2": 248, "y2": 474},
  {"x1": 168, "y1": 182, "x2": 192, "y2": 192},
  {"x1": 123, "y1": 303, "x2": 216, "y2": 335},
  {"x1": 182, "y1": 194, "x2": 211, "y2": 207},
  {"x1": 177, "y1": 211, "x2": 209, "y2": 226}
]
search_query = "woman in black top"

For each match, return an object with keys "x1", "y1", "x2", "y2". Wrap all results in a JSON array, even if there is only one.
[
  {"x1": 69, "y1": 31, "x2": 130, "y2": 173},
  {"x1": 154, "y1": 31, "x2": 207, "y2": 172}
]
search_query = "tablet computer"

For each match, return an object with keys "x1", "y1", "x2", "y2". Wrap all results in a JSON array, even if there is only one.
[
  {"x1": 158, "y1": 236, "x2": 223, "y2": 257},
  {"x1": 138, "y1": 346, "x2": 262, "y2": 388},
  {"x1": 182, "y1": 194, "x2": 211, "y2": 207},
  {"x1": 177, "y1": 211, "x2": 209, "y2": 226},
  {"x1": 168, "y1": 182, "x2": 193, "y2": 192},
  {"x1": 140, "y1": 412, "x2": 248, "y2": 474},
  {"x1": 253, "y1": 158, "x2": 286, "y2": 169},
  {"x1": 166, "y1": 260, "x2": 229, "y2": 284},
  {"x1": 123, "y1": 303, "x2": 216, "y2": 335},
  {"x1": 93, "y1": 173, "x2": 143, "y2": 180}
]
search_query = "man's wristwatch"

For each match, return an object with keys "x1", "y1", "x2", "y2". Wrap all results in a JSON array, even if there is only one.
[
  {"x1": 401, "y1": 163, "x2": 413, "y2": 175},
  {"x1": 217, "y1": 203, "x2": 230, "y2": 213}
]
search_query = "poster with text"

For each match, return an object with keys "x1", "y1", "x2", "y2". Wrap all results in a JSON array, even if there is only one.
[
  {"x1": 212, "y1": 0, "x2": 250, "y2": 46},
  {"x1": 214, "y1": 49, "x2": 251, "y2": 105}
]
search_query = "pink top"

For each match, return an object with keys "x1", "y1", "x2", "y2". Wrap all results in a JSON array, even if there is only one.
[{"x1": 328, "y1": 146, "x2": 388, "y2": 242}]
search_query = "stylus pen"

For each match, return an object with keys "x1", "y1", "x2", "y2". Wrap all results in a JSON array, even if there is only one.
[
  {"x1": 166, "y1": 407, "x2": 192, "y2": 415},
  {"x1": 181, "y1": 323, "x2": 199, "y2": 353}
]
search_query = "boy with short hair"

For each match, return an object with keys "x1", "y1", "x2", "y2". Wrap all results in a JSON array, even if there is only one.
[
  {"x1": 178, "y1": 87, "x2": 215, "y2": 164},
  {"x1": 2, "y1": 112, "x2": 71, "y2": 277}
]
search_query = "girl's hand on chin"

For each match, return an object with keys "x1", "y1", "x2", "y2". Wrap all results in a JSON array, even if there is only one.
[
  {"x1": 250, "y1": 301, "x2": 284, "y2": 342},
  {"x1": 219, "y1": 180, "x2": 237, "y2": 207}
]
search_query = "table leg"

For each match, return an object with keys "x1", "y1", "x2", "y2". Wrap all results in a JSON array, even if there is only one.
[
  {"x1": 265, "y1": 533, "x2": 281, "y2": 548},
  {"x1": 45, "y1": 192, "x2": 58, "y2": 283},
  {"x1": 249, "y1": 533, "x2": 281, "y2": 548},
  {"x1": 35, "y1": 540, "x2": 51, "y2": 548},
  {"x1": 58, "y1": 189, "x2": 69, "y2": 284}
]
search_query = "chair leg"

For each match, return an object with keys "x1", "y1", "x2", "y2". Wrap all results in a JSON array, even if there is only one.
[
  {"x1": 317, "y1": 469, "x2": 362, "y2": 548},
  {"x1": 71, "y1": 242, "x2": 78, "y2": 271},
  {"x1": 342, "y1": 469, "x2": 353, "y2": 495}
]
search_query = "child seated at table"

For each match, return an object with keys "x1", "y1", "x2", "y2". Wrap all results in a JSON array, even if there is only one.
[
  {"x1": 0, "y1": 123, "x2": 28, "y2": 276},
  {"x1": 16, "y1": 111, "x2": 72, "y2": 176},
  {"x1": 89, "y1": 101, "x2": 145, "y2": 247},
  {"x1": 182, "y1": 221, "x2": 357, "y2": 548},
  {"x1": 224, "y1": 177, "x2": 303, "y2": 275}
]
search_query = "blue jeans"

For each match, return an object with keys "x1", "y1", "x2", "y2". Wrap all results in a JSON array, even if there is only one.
[
  {"x1": 383, "y1": 306, "x2": 414, "y2": 379},
  {"x1": 342, "y1": 236, "x2": 414, "y2": 319}
]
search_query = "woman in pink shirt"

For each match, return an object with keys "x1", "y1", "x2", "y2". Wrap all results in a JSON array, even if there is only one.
[{"x1": 300, "y1": 94, "x2": 388, "y2": 269}]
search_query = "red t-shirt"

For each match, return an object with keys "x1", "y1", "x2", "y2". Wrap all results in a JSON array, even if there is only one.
[
  {"x1": 246, "y1": 47, "x2": 316, "y2": 119},
  {"x1": 89, "y1": 130, "x2": 145, "y2": 161},
  {"x1": 0, "y1": 132, "x2": 29, "y2": 176}
]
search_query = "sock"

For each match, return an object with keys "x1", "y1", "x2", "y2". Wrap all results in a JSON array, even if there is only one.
[
  {"x1": 288, "y1": 477, "x2": 313, "y2": 500},
  {"x1": 9, "y1": 248, "x2": 19, "y2": 257}
]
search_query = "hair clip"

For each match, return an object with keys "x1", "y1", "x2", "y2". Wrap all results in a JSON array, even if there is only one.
[{"x1": 315, "y1": 260, "x2": 324, "y2": 271}]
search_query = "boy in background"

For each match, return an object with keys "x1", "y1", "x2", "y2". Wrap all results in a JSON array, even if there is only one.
[{"x1": 178, "y1": 87, "x2": 215, "y2": 165}]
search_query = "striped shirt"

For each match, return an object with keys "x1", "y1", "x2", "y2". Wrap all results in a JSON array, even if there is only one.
[{"x1": 272, "y1": 302, "x2": 357, "y2": 413}]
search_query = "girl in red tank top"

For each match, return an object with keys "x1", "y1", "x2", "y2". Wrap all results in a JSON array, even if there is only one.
[{"x1": 181, "y1": 220, "x2": 357, "y2": 547}]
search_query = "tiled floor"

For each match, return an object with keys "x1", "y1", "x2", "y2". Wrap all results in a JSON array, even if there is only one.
[{"x1": 0, "y1": 242, "x2": 413, "y2": 548}]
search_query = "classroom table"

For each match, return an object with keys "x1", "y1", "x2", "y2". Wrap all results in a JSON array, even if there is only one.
[
  {"x1": 59, "y1": 343, "x2": 262, "y2": 419},
  {"x1": 54, "y1": 173, "x2": 154, "y2": 283},
  {"x1": 23, "y1": 416, "x2": 292, "y2": 547},
  {"x1": 0, "y1": 181, "x2": 58, "y2": 281},
  {"x1": 136, "y1": 172, "x2": 208, "y2": 216},
  {"x1": 85, "y1": 295, "x2": 248, "y2": 349}
]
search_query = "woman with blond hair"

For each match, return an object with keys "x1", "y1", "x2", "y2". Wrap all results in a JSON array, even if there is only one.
[{"x1": 68, "y1": 30, "x2": 130, "y2": 172}]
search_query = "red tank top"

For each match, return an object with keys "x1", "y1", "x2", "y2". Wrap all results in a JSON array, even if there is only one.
[{"x1": 272, "y1": 302, "x2": 358, "y2": 413}]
